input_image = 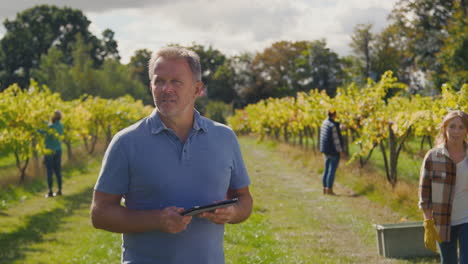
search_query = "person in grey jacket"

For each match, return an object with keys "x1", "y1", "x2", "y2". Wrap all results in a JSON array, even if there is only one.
[{"x1": 319, "y1": 110, "x2": 344, "y2": 195}]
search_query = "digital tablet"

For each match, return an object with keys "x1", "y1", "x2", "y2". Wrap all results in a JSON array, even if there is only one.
[{"x1": 181, "y1": 198, "x2": 239, "y2": 216}]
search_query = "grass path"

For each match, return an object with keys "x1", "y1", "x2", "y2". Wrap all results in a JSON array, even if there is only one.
[
  {"x1": 0, "y1": 136, "x2": 438, "y2": 263},
  {"x1": 225, "y1": 137, "x2": 437, "y2": 264}
]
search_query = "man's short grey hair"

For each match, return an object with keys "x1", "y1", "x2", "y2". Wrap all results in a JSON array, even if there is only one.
[{"x1": 148, "y1": 46, "x2": 202, "y2": 82}]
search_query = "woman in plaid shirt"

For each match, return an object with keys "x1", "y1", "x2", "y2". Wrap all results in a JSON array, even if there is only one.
[{"x1": 419, "y1": 110, "x2": 468, "y2": 264}]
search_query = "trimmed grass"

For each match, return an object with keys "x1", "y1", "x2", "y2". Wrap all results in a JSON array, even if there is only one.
[
  {"x1": 286, "y1": 135, "x2": 427, "y2": 221},
  {"x1": 225, "y1": 137, "x2": 437, "y2": 263},
  {"x1": 341, "y1": 143, "x2": 424, "y2": 220},
  {"x1": 0, "y1": 143, "x2": 106, "y2": 210},
  {"x1": 0, "y1": 158, "x2": 122, "y2": 264},
  {"x1": 0, "y1": 154, "x2": 95, "y2": 210},
  {"x1": 347, "y1": 139, "x2": 425, "y2": 183}
]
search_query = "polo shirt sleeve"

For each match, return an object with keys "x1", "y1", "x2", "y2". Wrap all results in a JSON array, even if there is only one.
[
  {"x1": 418, "y1": 151, "x2": 433, "y2": 209},
  {"x1": 229, "y1": 134, "x2": 250, "y2": 190},
  {"x1": 94, "y1": 135, "x2": 129, "y2": 195}
]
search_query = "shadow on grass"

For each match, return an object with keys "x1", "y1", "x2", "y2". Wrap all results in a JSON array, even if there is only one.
[
  {"x1": 0, "y1": 186, "x2": 93, "y2": 263},
  {"x1": 333, "y1": 183, "x2": 376, "y2": 198},
  {"x1": 333, "y1": 193, "x2": 360, "y2": 198},
  {"x1": 0, "y1": 157, "x2": 94, "y2": 210},
  {"x1": 355, "y1": 183, "x2": 375, "y2": 196}
]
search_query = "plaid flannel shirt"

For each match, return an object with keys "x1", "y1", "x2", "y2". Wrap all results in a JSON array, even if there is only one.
[{"x1": 418, "y1": 143, "x2": 468, "y2": 242}]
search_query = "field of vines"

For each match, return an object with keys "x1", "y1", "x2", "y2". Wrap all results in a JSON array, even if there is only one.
[
  {"x1": 228, "y1": 72, "x2": 468, "y2": 186},
  {"x1": 0, "y1": 80, "x2": 152, "y2": 181}
]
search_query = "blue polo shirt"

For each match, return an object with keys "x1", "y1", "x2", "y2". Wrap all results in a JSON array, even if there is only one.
[{"x1": 95, "y1": 110, "x2": 250, "y2": 264}]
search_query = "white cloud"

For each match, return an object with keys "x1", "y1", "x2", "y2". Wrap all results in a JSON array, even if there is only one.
[
  {"x1": 0, "y1": 0, "x2": 399, "y2": 63},
  {"x1": 0, "y1": 0, "x2": 161, "y2": 20}
]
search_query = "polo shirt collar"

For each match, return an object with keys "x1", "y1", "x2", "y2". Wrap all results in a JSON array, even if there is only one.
[
  {"x1": 149, "y1": 109, "x2": 207, "y2": 135},
  {"x1": 192, "y1": 110, "x2": 208, "y2": 132}
]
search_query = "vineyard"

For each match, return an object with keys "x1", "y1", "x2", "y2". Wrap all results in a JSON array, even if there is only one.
[
  {"x1": 0, "y1": 80, "x2": 152, "y2": 182},
  {"x1": 228, "y1": 71, "x2": 468, "y2": 186},
  {"x1": 1, "y1": 72, "x2": 467, "y2": 187}
]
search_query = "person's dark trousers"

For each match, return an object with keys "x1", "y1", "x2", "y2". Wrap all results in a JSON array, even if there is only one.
[
  {"x1": 438, "y1": 222, "x2": 468, "y2": 264},
  {"x1": 322, "y1": 154, "x2": 340, "y2": 188},
  {"x1": 45, "y1": 149, "x2": 62, "y2": 193}
]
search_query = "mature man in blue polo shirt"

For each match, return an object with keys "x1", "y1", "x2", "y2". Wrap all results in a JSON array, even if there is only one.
[{"x1": 91, "y1": 46, "x2": 253, "y2": 264}]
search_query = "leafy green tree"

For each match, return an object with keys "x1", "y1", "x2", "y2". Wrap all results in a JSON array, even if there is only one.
[
  {"x1": 0, "y1": 5, "x2": 117, "y2": 90},
  {"x1": 129, "y1": 48, "x2": 151, "y2": 87},
  {"x1": 128, "y1": 48, "x2": 152, "y2": 103},
  {"x1": 185, "y1": 43, "x2": 238, "y2": 102},
  {"x1": 210, "y1": 60, "x2": 238, "y2": 103},
  {"x1": 31, "y1": 34, "x2": 95, "y2": 99},
  {"x1": 340, "y1": 55, "x2": 361, "y2": 86},
  {"x1": 349, "y1": 24, "x2": 374, "y2": 83},
  {"x1": 436, "y1": 4, "x2": 468, "y2": 89},
  {"x1": 33, "y1": 34, "x2": 150, "y2": 102},
  {"x1": 229, "y1": 52, "x2": 255, "y2": 106},
  {"x1": 186, "y1": 43, "x2": 226, "y2": 84},
  {"x1": 0, "y1": 48, "x2": 6, "y2": 86},
  {"x1": 97, "y1": 29, "x2": 120, "y2": 61},
  {"x1": 204, "y1": 100, "x2": 233, "y2": 124},
  {"x1": 31, "y1": 47, "x2": 69, "y2": 92},
  {"x1": 0, "y1": 5, "x2": 91, "y2": 89},
  {"x1": 348, "y1": 22, "x2": 411, "y2": 89},
  {"x1": 250, "y1": 41, "x2": 311, "y2": 99},
  {"x1": 66, "y1": 34, "x2": 98, "y2": 99},
  {"x1": 97, "y1": 59, "x2": 151, "y2": 103},
  {"x1": 372, "y1": 25, "x2": 411, "y2": 84},
  {"x1": 307, "y1": 39, "x2": 343, "y2": 96},
  {"x1": 247, "y1": 40, "x2": 341, "y2": 101},
  {"x1": 388, "y1": 0, "x2": 465, "y2": 89}
]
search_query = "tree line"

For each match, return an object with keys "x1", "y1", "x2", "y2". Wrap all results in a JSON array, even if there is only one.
[{"x1": 0, "y1": 1, "x2": 466, "y2": 111}]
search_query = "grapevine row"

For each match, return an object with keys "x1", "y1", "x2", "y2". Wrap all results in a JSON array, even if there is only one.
[
  {"x1": 0, "y1": 80, "x2": 153, "y2": 181},
  {"x1": 228, "y1": 71, "x2": 468, "y2": 186}
]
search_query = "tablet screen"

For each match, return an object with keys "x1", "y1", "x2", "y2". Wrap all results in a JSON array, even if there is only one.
[{"x1": 181, "y1": 198, "x2": 238, "y2": 216}]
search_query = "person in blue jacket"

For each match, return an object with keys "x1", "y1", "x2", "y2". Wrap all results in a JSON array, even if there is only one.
[
  {"x1": 319, "y1": 110, "x2": 344, "y2": 195},
  {"x1": 43, "y1": 110, "x2": 64, "y2": 197}
]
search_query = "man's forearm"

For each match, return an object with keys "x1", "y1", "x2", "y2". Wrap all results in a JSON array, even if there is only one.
[
  {"x1": 227, "y1": 193, "x2": 253, "y2": 224},
  {"x1": 91, "y1": 203, "x2": 164, "y2": 233}
]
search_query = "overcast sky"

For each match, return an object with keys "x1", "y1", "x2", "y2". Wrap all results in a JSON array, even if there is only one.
[{"x1": 0, "y1": 0, "x2": 399, "y2": 63}]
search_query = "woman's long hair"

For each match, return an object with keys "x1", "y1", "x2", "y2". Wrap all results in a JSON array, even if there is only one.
[{"x1": 435, "y1": 110, "x2": 468, "y2": 146}]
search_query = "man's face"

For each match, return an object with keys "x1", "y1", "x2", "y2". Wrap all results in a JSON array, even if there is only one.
[{"x1": 150, "y1": 58, "x2": 202, "y2": 119}]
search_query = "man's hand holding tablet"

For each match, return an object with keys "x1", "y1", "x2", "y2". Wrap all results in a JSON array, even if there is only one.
[{"x1": 181, "y1": 198, "x2": 239, "y2": 217}]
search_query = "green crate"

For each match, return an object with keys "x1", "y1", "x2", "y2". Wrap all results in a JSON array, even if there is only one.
[{"x1": 374, "y1": 222, "x2": 438, "y2": 258}]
